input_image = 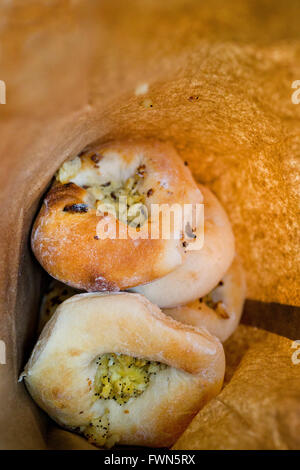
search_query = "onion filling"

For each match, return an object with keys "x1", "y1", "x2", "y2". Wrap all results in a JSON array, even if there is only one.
[
  {"x1": 56, "y1": 155, "x2": 148, "y2": 227},
  {"x1": 93, "y1": 353, "x2": 167, "y2": 405}
]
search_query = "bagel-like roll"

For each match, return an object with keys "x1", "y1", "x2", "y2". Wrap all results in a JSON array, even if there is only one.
[
  {"x1": 131, "y1": 185, "x2": 235, "y2": 308},
  {"x1": 21, "y1": 292, "x2": 225, "y2": 448},
  {"x1": 163, "y1": 257, "x2": 246, "y2": 342},
  {"x1": 31, "y1": 141, "x2": 202, "y2": 292}
]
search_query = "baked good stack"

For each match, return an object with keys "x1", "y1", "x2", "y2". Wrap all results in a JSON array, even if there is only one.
[{"x1": 21, "y1": 140, "x2": 246, "y2": 448}]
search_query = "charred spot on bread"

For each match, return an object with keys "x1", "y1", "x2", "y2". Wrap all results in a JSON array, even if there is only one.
[
  {"x1": 45, "y1": 182, "x2": 85, "y2": 208},
  {"x1": 147, "y1": 188, "x2": 154, "y2": 197},
  {"x1": 63, "y1": 203, "x2": 88, "y2": 213},
  {"x1": 185, "y1": 222, "x2": 197, "y2": 239},
  {"x1": 90, "y1": 153, "x2": 103, "y2": 164}
]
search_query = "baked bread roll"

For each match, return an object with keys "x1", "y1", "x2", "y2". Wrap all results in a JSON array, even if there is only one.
[
  {"x1": 31, "y1": 140, "x2": 202, "y2": 292},
  {"x1": 132, "y1": 185, "x2": 235, "y2": 308},
  {"x1": 21, "y1": 292, "x2": 225, "y2": 448},
  {"x1": 163, "y1": 257, "x2": 246, "y2": 342}
]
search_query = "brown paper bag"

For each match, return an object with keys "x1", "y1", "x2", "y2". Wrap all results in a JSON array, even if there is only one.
[
  {"x1": 0, "y1": 0, "x2": 299, "y2": 449},
  {"x1": 173, "y1": 325, "x2": 300, "y2": 450}
]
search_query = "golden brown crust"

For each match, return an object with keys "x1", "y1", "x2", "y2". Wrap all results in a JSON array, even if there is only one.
[
  {"x1": 31, "y1": 140, "x2": 202, "y2": 291},
  {"x1": 22, "y1": 292, "x2": 225, "y2": 448}
]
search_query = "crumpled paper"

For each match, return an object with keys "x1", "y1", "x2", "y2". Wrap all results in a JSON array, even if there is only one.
[
  {"x1": 173, "y1": 325, "x2": 300, "y2": 450},
  {"x1": 0, "y1": 0, "x2": 299, "y2": 449}
]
